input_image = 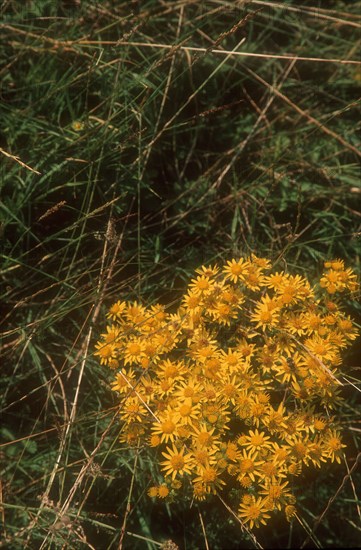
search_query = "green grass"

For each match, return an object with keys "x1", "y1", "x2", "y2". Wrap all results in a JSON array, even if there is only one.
[{"x1": 1, "y1": 1, "x2": 360, "y2": 548}]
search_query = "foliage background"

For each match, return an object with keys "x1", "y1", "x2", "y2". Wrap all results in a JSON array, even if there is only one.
[{"x1": 1, "y1": 1, "x2": 360, "y2": 548}]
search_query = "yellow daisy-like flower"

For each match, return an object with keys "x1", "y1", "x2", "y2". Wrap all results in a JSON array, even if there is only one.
[
  {"x1": 236, "y1": 449, "x2": 263, "y2": 483},
  {"x1": 192, "y1": 447, "x2": 218, "y2": 470},
  {"x1": 191, "y1": 423, "x2": 219, "y2": 449},
  {"x1": 106, "y1": 300, "x2": 127, "y2": 321},
  {"x1": 287, "y1": 435, "x2": 311, "y2": 465},
  {"x1": 161, "y1": 444, "x2": 194, "y2": 480},
  {"x1": 157, "y1": 484, "x2": 170, "y2": 498},
  {"x1": 174, "y1": 398, "x2": 201, "y2": 426},
  {"x1": 174, "y1": 379, "x2": 203, "y2": 403},
  {"x1": 304, "y1": 335, "x2": 338, "y2": 364},
  {"x1": 250, "y1": 295, "x2": 280, "y2": 331},
  {"x1": 111, "y1": 368, "x2": 136, "y2": 394},
  {"x1": 157, "y1": 359, "x2": 186, "y2": 380},
  {"x1": 151, "y1": 411, "x2": 179, "y2": 443},
  {"x1": 249, "y1": 254, "x2": 272, "y2": 270},
  {"x1": 220, "y1": 375, "x2": 242, "y2": 405},
  {"x1": 193, "y1": 466, "x2": 225, "y2": 493},
  {"x1": 277, "y1": 274, "x2": 309, "y2": 305},
  {"x1": 94, "y1": 341, "x2": 116, "y2": 366},
  {"x1": 123, "y1": 338, "x2": 144, "y2": 365},
  {"x1": 189, "y1": 275, "x2": 215, "y2": 295},
  {"x1": 223, "y1": 258, "x2": 250, "y2": 283},
  {"x1": 336, "y1": 316, "x2": 359, "y2": 340},
  {"x1": 219, "y1": 348, "x2": 244, "y2": 373},
  {"x1": 259, "y1": 480, "x2": 292, "y2": 511},
  {"x1": 243, "y1": 264, "x2": 265, "y2": 291},
  {"x1": 182, "y1": 290, "x2": 202, "y2": 312},
  {"x1": 285, "y1": 504, "x2": 297, "y2": 522},
  {"x1": 148, "y1": 486, "x2": 158, "y2": 498},
  {"x1": 210, "y1": 301, "x2": 239, "y2": 325},
  {"x1": 100, "y1": 324, "x2": 122, "y2": 344},
  {"x1": 243, "y1": 429, "x2": 273, "y2": 455},
  {"x1": 308, "y1": 439, "x2": 328, "y2": 468},
  {"x1": 263, "y1": 271, "x2": 288, "y2": 291},
  {"x1": 121, "y1": 397, "x2": 147, "y2": 424},
  {"x1": 125, "y1": 301, "x2": 147, "y2": 324},
  {"x1": 259, "y1": 460, "x2": 287, "y2": 481},
  {"x1": 323, "y1": 430, "x2": 346, "y2": 464},
  {"x1": 193, "y1": 482, "x2": 209, "y2": 501},
  {"x1": 238, "y1": 496, "x2": 271, "y2": 529},
  {"x1": 195, "y1": 264, "x2": 219, "y2": 278}
]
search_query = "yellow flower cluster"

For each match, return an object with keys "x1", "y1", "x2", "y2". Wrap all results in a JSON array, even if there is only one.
[{"x1": 95, "y1": 256, "x2": 359, "y2": 529}]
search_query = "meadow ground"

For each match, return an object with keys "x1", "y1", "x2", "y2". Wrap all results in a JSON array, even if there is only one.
[{"x1": 1, "y1": 2, "x2": 360, "y2": 549}]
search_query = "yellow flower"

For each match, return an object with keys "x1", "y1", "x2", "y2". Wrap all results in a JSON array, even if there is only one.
[
  {"x1": 259, "y1": 460, "x2": 286, "y2": 481},
  {"x1": 121, "y1": 397, "x2": 147, "y2": 423},
  {"x1": 223, "y1": 258, "x2": 250, "y2": 283},
  {"x1": 264, "y1": 403, "x2": 288, "y2": 434},
  {"x1": 250, "y1": 295, "x2": 280, "y2": 331},
  {"x1": 161, "y1": 445, "x2": 194, "y2": 480},
  {"x1": 287, "y1": 436, "x2": 311, "y2": 465},
  {"x1": 148, "y1": 486, "x2": 158, "y2": 498},
  {"x1": 249, "y1": 254, "x2": 271, "y2": 270},
  {"x1": 71, "y1": 120, "x2": 85, "y2": 131},
  {"x1": 259, "y1": 480, "x2": 292, "y2": 511},
  {"x1": 174, "y1": 398, "x2": 200, "y2": 426},
  {"x1": 192, "y1": 447, "x2": 218, "y2": 470},
  {"x1": 263, "y1": 271, "x2": 287, "y2": 290},
  {"x1": 149, "y1": 434, "x2": 161, "y2": 447},
  {"x1": 238, "y1": 496, "x2": 271, "y2": 529},
  {"x1": 243, "y1": 264, "x2": 265, "y2": 291},
  {"x1": 195, "y1": 264, "x2": 219, "y2": 277},
  {"x1": 201, "y1": 402, "x2": 230, "y2": 430},
  {"x1": 189, "y1": 275, "x2": 215, "y2": 295},
  {"x1": 285, "y1": 504, "x2": 297, "y2": 521},
  {"x1": 149, "y1": 303, "x2": 167, "y2": 323},
  {"x1": 220, "y1": 375, "x2": 242, "y2": 405},
  {"x1": 174, "y1": 379, "x2": 203, "y2": 403},
  {"x1": 210, "y1": 301, "x2": 238, "y2": 325},
  {"x1": 236, "y1": 449, "x2": 263, "y2": 483},
  {"x1": 323, "y1": 430, "x2": 346, "y2": 464},
  {"x1": 101, "y1": 324, "x2": 122, "y2": 344},
  {"x1": 272, "y1": 355, "x2": 300, "y2": 385},
  {"x1": 304, "y1": 335, "x2": 337, "y2": 362},
  {"x1": 152, "y1": 412, "x2": 179, "y2": 443},
  {"x1": 308, "y1": 439, "x2": 328, "y2": 468},
  {"x1": 248, "y1": 397, "x2": 270, "y2": 428},
  {"x1": 243, "y1": 429, "x2": 273, "y2": 455},
  {"x1": 224, "y1": 441, "x2": 241, "y2": 462},
  {"x1": 94, "y1": 341, "x2": 116, "y2": 366},
  {"x1": 119, "y1": 424, "x2": 145, "y2": 446},
  {"x1": 125, "y1": 301, "x2": 147, "y2": 324},
  {"x1": 157, "y1": 484, "x2": 170, "y2": 498},
  {"x1": 219, "y1": 348, "x2": 244, "y2": 373},
  {"x1": 182, "y1": 290, "x2": 202, "y2": 311},
  {"x1": 191, "y1": 423, "x2": 219, "y2": 449},
  {"x1": 193, "y1": 466, "x2": 225, "y2": 493},
  {"x1": 157, "y1": 359, "x2": 186, "y2": 380},
  {"x1": 193, "y1": 482, "x2": 208, "y2": 501},
  {"x1": 277, "y1": 274, "x2": 309, "y2": 305},
  {"x1": 336, "y1": 316, "x2": 359, "y2": 341},
  {"x1": 123, "y1": 338, "x2": 144, "y2": 365},
  {"x1": 111, "y1": 369, "x2": 136, "y2": 394},
  {"x1": 106, "y1": 300, "x2": 127, "y2": 321}
]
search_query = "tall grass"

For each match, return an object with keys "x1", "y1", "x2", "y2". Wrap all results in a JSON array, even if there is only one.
[{"x1": 1, "y1": 1, "x2": 360, "y2": 548}]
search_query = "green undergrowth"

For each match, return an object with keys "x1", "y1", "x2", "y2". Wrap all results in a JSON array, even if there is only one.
[{"x1": 1, "y1": 1, "x2": 360, "y2": 548}]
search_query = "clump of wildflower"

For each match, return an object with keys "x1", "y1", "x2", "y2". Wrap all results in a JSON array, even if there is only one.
[{"x1": 95, "y1": 257, "x2": 359, "y2": 529}]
